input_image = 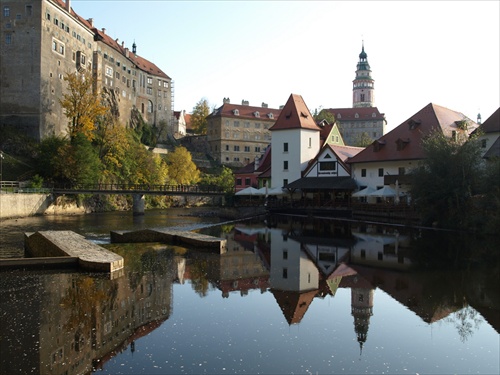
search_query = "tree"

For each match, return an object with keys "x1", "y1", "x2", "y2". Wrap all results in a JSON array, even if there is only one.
[
  {"x1": 59, "y1": 71, "x2": 109, "y2": 140},
  {"x1": 166, "y1": 146, "x2": 200, "y2": 185},
  {"x1": 313, "y1": 108, "x2": 336, "y2": 124},
  {"x1": 409, "y1": 130, "x2": 483, "y2": 229},
  {"x1": 352, "y1": 132, "x2": 374, "y2": 147},
  {"x1": 200, "y1": 166, "x2": 235, "y2": 193},
  {"x1": 191, "y1": 98, "x2": 210, "y2": 135}
]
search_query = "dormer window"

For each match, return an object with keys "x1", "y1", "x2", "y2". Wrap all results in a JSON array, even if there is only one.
[
  {"x1": 300, "y1": 111, "x2": 308, "y2": 119},
  {"x1": 408, "y1": 119, "x2": 422, "y2": 130},
  {"x1": 337, "y1": 113, "x2": 341, "y2": 119},
  {"x1": 233, "y1": 109, "x2": 239, "y2": 116},
  {"x1": 396, "y1": 138, "x2": 410, "y2": 151},
  {"x1": 355, "y1": 113, "x2": 359, "y2": 118},
  {"x1": 254, "y1": 111, "x2": 260, "y2": 117},
  {"x1": 372, "y1": 112, "x2": 376, "y2": 117},
  {"x1": 373, "y1": 140, "x2": 386, "y2": 152},
  {"x1": 267, "y1": 113, "x2": 274, "y2": 119}
]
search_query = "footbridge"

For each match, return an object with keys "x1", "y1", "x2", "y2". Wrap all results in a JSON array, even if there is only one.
[{"x1": 51, "y1": 183, "x2": 228, "y2": 215}]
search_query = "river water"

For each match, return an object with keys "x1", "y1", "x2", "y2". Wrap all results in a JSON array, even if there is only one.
[{"x1": 0, "y1": 208, "x2": 499, "y2": 374}]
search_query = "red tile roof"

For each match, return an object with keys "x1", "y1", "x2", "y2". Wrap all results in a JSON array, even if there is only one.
[
  {"x1": 477, "y1": 107, "x2": 500, "y2": 134},
  {"x1": 208, "y1": 102, "x2": 281, "y2": 120},
  {"x1": 269, "y1": 94, "x2": 321, "y2": 131},
  {"x1": 347, "y1": 103, "x2": 479, "y2": 164},
  {"x1": 93, "y1": 28, "x2": 170, "y2": 79},
  {"x1": 326, "y1": 107, "x2": 386, "y2": 121}
]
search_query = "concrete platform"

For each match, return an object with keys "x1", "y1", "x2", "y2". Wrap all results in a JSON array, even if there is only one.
[
  {"x1": 24, "y1": 231, "x2": 124, "y2": 273},
  {"x1": 110, "y1": 228, "x2": 227, "y2": 254}
]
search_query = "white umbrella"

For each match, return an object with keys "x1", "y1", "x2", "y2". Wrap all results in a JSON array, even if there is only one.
[
  {"x1": 235, "y1": 186, "x2": 262, "y2": 196},
  {"x1": 267, "y1": 187, "x2": 286, "y2": 195},
  {"x1": 352, "y1": 186, "x2": 375, "y2": 197},
  {"x1": 369, "y1": 186, "x2": 397, "y2": 197}
]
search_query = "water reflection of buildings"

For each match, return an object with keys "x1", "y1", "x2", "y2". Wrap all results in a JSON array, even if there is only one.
[{"x1": 0, "y1": 247, "x2": 175, "y2": 375}]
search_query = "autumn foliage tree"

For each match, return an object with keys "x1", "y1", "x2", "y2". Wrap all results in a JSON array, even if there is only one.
[
  {"x1": 166, "y1": 146, "x2": 200, "y2": 185},
  {"x1": 191, "y1": 98, "x2": 210, "y2": 135},
  {"x1": 59, "y1": 71, "x2": 108, "y2": 140}
]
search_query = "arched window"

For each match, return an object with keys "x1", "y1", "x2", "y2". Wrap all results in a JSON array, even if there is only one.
[
  {"x1": 141, "y1": 103, "x2": 145, "y2": 113},
  {"x1": 148, "y1": 100, "x2": 153, "y2": 113}
]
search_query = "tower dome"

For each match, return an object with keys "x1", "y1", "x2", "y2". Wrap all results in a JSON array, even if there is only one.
[{"x1": 352, "y1": 42, "x2": 375, "y2": 108}]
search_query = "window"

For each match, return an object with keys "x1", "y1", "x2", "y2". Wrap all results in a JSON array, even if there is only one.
[
  {"x1": 244, "y1": 146, "x2": 250, "y2": 152},
  {"x1": 398, "y1": 167, "x2": 405, "y2": 175},
  {"x1": 282, "y1": 268, "x2": 288, "y2": 279},
  {"x1": 268, "y1": 113, "x2": 274, "y2": 119},
  {"x1": 5, "y1": 33, "x2": 12, "y2": 45},
  {"x1": 309, "y1": 137, "x2": 312, "y2": 148},
  {"x1": 26, "y1": 5, "x2": 32, "y2": 16},
  {"x1": 255, "y1": 147, "x2": 260, "y2": 152},
  {"x1": 148, "y1": 100, "x2": 153, "y2": 113},
  {"x1": 245, "y1": 178, "x2": 251, "y2": 186},
  {"x1": 283, "y1": 142, "x2": 288, "y2": 152},
  {"x1": 163, "y1": 81, "x2": 168, "y2": 88},
  {"x1": 255, "y1": 123, "x2": 261, "y2": 129},
  {"x1": 361, "y1": 168, "x2": 366, "y2": 177},
  {"x1": 3, "y1": 6, "x2": 10, "y2": 17},
  {"x1": 319, "y1": 162, "x2": 336, "y2": 171},
  {"x1": 52, "y1": 40, "x2": 57, "y2": 51},
  {"x1": 234, "y1": 145, "x2": 240, "y2": 151},
  {"x1": 236, "y1": 178, "x2": 242, "y2": 186},
  {"x1": 146, "y1": 87, "x2": 152, "y2": 95},
  {"x1": 46, "y1": 12, "x2": 51, "y2": 21},
  {"x1": 283, "y1": 179, "x2": 288, "y2": 187},
  {"x1": 283, "y1": 161, "x2": 288, "y2": 170},
  {"x1": 105, "y1": 66, "x2": 113, "y2": 77},
  {"x1": 158, "y1": 80, "x2": 161, "y2": 86},
  {"x1": 225, "y1": 145, "x2": 229, "y2": 151},
  {"x1": 283, "y1": 251, "x2": 288, "y2": 260},
  {"x1": 147, "y1": 77, "x2": 153, "y2": 85},
  {"x1": 378, "y1": 168, "x2": 384, "y2": 177},
  {"x1": 481, "y1": 139, "x2": 487, "y2": 148},
  {"x1": 233, "y1": 109, "x2": 239, "y2": 115}
]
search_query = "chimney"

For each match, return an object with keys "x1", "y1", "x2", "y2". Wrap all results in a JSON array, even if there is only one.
[
  {"x1": 125, "y1": 48, "x2": 129, "y2": 58},
  {"x1": 87, "y1": 18, "x2": 93, "y2": 27},
  {"x1": 223, "y1": 97, "x2": 230, "y2": 104},
  {"x1": 102, "y1": 28, "x2": 106, "y2": 34},
  {"x1": 122, "y1": 41, "x2": 125, "y2": 48},
  {"x1": 254, "y1": 156, "x2": 260, "y2": 171},
  {"x1": 261, "y1": 102, "x2": 268, "y2": 108},
  {"x1": 279, "y1": 105, "x2": 284, "y2": 110},
  {"x1": 241, "y1": 100, "x2": 249, "y2": 106},
  {"x1": 65, "y1": 0, "x2": 70, "y2": 12}
]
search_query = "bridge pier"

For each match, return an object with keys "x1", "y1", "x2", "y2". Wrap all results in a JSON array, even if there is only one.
[{"x1": 132, "y1": 194, "x2": 145, "y2": 216}]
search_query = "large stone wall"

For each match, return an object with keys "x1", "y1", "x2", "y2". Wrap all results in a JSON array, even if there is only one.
[{"x1": 0, "y1": 193, "x2": 85, "y2": 219}]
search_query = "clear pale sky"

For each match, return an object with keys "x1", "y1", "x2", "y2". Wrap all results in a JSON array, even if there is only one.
[{"x1": 72, "y1": 0, "x2": 499, "y2": 130}]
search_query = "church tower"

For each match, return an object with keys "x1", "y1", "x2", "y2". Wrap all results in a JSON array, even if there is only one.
[
  {"x1": 352, "y1": 42, "x2": 375, "y2": 108},
  {"x1": 351, "y1": 286, "x2": 374, "y2": 354}
]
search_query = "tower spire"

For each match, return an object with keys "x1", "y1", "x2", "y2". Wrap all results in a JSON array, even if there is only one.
[{"x1": 352, "y1": 41, "x2": 374, "y2": 108}]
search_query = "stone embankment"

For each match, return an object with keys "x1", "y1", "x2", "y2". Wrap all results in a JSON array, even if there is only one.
[{"x1": 24, "y1": 230, "x2": 124, "y2": 274}]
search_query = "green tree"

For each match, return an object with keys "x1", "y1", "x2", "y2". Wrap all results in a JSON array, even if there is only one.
[
  {"x1": 200, "y1": 166, "x2": 235, "y2": 193},
  {"x1": 54, "y1": 133, "x2": 102, "y2": 184},
  {"x1": 35, "y1": 135, "x2": 68, "y2": 182},
  {"x1": 313, "y1": 108, "x2": 336, "y2": 124},
  {"x1": 352, "y1": 132, "x2": 374, "y2": 147},
  {"x1": 409, "y1": 130, "x2": 483, "y2": 229},
  {"x1": 191, "y1": 98, "x2": 210, "y2": 135},
  {"x1": 59, "y1": 71, "x2": 109, "y2": 141}
]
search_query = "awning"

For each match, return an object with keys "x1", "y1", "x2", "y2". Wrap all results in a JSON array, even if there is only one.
[
  {"x1": 285, "y1": 176, "x2": 357, "y2": 191},
  {"x1": 352, "y1": 186, "x2": 375, "y2": 197},
  {"x1": 235, "y1": 187, "x2": 262, "y2": 196},
  {"x1": 369, "y1": 186, "x2": 397, "y2": 197}
]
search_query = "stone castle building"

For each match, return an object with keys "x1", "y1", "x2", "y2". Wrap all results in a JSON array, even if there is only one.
[
  {"x1": 0, "y1": 0, "x2": 174, "y2": 141},
  {"x1": 206, "y1": 98, "x2": 282, "y2": 167},
  {"x1": 327, "y1": 43, "x2": 387, "y2": 146}
]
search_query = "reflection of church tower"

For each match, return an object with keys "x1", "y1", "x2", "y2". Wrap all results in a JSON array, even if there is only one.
[
  {"x1": 351, "y1": 286, "x2": 374, "y2": 353},
  {"x1": 352, "y1": 42, "x2": 375, "y2": 108}
]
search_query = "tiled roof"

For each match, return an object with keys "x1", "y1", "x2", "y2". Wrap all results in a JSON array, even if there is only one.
[
  {"x1": 326, "y1": 107, "x2": 386, "y2": 121},
  {"x1": 93, "y1": 29, "x2": 170, "y2": 79},
  {"x1": 329, "y1": 144, "x2": 364, "y2": 162},
  {"x1": 52, "y1": 0, "x2": 93, "y2": 29},
  {"x1": 484, "y1": 136, "x2": 500, "y2": 159},
  {"x1": 476, "y1": 107, "x2": 500, "y2": 134},
  {"x1": 347, "y1": 103, "x2": 479, "y2": 164},
  {"x1": 208, "y1": 103, "x2": 281, "y2": 120},
  {"x1": 269, "y1": 94, "x2": 320, "y2": 131}
]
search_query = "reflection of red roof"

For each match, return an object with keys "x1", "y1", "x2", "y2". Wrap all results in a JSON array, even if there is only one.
[
  {"x1": 271, "y1": 289, "x2": 317, "y2": 325},
  {"x1": 348, "y1": 103, "x2": 479, "y2": 164},
  {"x1": 269, "y1": 94, "x2": 320, "y2": 131}
]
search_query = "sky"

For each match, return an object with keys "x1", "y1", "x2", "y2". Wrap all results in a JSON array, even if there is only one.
[{"x1": 72, "y1": 0, "x2": 499, "y2": 131}]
